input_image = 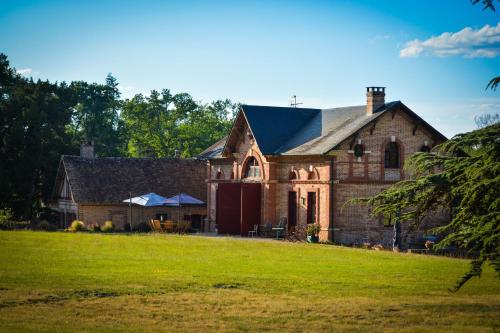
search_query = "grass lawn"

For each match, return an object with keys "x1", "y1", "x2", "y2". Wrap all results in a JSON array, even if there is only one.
[{"x1": 0, "y1": 231, "x2": 498, "y2": 332}]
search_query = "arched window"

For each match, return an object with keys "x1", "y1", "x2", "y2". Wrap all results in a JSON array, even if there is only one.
[
  {"x1": 243, "y1": 157, "x2": 261, "y2": 179},
  {"x1": 384, "y1": 142, "x2": 400, "y2": 169},
  {"x1": 216, "y1": 170, "x2": 224, "y2": 180},
  {"x1": 307, "y1": 171, "x2": 317, "y2": 180},
  {"x1": 288, "y1": 171, "x2": 297, "y2": 180}
]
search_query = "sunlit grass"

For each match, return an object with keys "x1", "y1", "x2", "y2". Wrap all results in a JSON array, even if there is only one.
[{"x1": 0, "y1": 231, "x2": 498, "y2": 332}]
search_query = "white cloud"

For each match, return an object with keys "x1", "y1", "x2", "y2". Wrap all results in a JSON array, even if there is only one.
[
  {"x1": 400, "y1": 23, "x2": 500, "y2": 58},
  {"x1": 16, "y1": 68, "x2": 33, "y2": 75},
  {"x1": 369, "y1": 34, "x2": 391, "y2": 44}
]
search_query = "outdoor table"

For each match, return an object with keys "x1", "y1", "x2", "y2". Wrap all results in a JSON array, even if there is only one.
[{"x1": 271, "y1": 227, "x2": 285, "y2": 239}]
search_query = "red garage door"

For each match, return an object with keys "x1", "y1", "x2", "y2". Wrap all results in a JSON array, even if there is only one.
[
  {"x1": 216, "y1": 183, "x2": 241, "y2": 235},
  {"x1": 241, "y1": 183, "x2": 261, "y2": 236}
]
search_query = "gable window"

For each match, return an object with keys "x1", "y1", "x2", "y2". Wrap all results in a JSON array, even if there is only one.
[
  {"x1": 216, "y1": 170, "x2": 224, "y2": 180},
  {"x1": 384, "y1": 142, "x2": 400, "y2": 169},
  {"x1": 243, "y1": 157, "x2": 261, "y2": 179}
]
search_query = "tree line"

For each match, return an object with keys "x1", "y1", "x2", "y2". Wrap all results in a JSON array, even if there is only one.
[{"x1": 0, "y1": 53, "x2": 236, "y2": 219}]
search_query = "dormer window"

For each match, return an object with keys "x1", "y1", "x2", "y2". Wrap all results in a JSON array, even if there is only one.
[{"x1": 243, "y1": 157, "x2": 261, "y2": 179}]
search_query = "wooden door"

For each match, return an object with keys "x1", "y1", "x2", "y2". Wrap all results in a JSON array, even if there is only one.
[
  {"x1": 307, "y1": 192, "x2": 316, "y2": 224},
  {"x1": 288, "y1": 191, "x2": 297, "y2": 230},
  {"x1": 241, "y1": 183, "x2": 261, "y2": 236},
  {"x1": 216, "y1": 183, "x2": 241, "y2": 235}
]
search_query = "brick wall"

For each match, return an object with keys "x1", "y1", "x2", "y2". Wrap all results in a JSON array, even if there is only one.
[
  {"x1": 208, "y1": 107, "x2": 446, "y2": 246},
  {"x1": 78, "y1": 204, "x2": 206, "y2": 230}
]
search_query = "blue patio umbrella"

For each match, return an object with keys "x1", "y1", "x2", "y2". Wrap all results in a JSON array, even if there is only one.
[
  {"x1": 163, "y1": 193, "x2": 205, "y2": 229},
  {"x1": 163, "y1": 193, "x2": 205, "y2": 206},
  {"x1": 122, "y1": 192, "x2": 168, "y2": 207}
]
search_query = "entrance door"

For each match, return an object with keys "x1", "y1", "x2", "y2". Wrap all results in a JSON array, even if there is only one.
[
  {"x1": 216, "y1": 183, "x2": 241, "y2": 235},
  {"x1": 241, "y1": 183, "x2": 261, "y2": 236},
  {"x1": 307, "y1": 192, "x2": 317, "y2": 224},
  {"x1": 288, "y1": 191, "x2": 297, "y2": 230}
]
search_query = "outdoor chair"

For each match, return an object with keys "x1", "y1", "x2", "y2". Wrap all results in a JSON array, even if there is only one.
[
  {"x1": 260, "y1": 223, "x2": 273, "y2": 238},
  {"x1": 149, "y1": 219, "x2": 163, "y2": 233},
  {"x1": 248, "y1": 224, "x2": 258, "y2": 237},
  {"x1": 162, "y1": 220, "x2": 175, "y2": 233},
  {"x1": 271, "y1": 217, "x2": 287, "y2": 239}
]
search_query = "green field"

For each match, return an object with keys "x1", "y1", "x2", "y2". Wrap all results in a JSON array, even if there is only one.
[{"x1": 0, "y1": 231, "x2": 498, "y2": 332}]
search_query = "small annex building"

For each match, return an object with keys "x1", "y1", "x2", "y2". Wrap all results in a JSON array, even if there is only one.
[
  {"x1": 51, "y1": 142, "x2": 207, "y2": 230},
  {"x1": 203, "y1": 87, "x2": 447, "y2": 246}
]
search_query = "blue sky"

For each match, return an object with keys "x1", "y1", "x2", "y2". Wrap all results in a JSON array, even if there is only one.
[{"x1": 1, "y1": 0, "x2": 499, "y2": 137}]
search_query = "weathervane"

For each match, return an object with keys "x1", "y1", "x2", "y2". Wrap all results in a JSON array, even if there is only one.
[{"x1": 290, "y1": 95, "x2": 303, "y2": 108}]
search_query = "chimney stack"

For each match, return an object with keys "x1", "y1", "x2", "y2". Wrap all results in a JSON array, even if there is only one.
[
  {"x1": 80, "y1": 140, "x2": 95, "y2": 158},
  {"x1": 366, "y1": 87, "x2": 385, "y2": 116}
]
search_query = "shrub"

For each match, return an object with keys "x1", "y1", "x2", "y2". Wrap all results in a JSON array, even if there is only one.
[
  {"x1": 306, "y1": 224, "x2": 320, "y2": 237},
  {"x1": 69, "y1": 220, "x2": 85, "y2": 232},
  {"x1": 37, "y1": 220, "x2": 57, "y2": 232},
  {"x1": 101, "y1": 221, "x2": 115, "y2": 233},
  {"x1": 87, "y1": 224, "x2": 101, "y2": 232},
  {"x1": 0, "y1": 208, "x2": 14, "y2": 230}
]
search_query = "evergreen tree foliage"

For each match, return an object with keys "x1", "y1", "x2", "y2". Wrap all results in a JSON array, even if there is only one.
[{"x1": 354, "y1": 123, "x2": 500, "y2": 290}]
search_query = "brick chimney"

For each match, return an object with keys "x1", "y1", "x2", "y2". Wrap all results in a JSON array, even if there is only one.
[
  {"x1": 366, "y1": 87, "x2": 385, "y2": 115},
  {"x1": 80, "y1": 140, "x2": 95, "y2": 158}
]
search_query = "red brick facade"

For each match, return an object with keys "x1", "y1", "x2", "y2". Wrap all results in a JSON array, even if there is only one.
[{"x1": 207, "y1": 103, "x2": 447, "y2": 246}]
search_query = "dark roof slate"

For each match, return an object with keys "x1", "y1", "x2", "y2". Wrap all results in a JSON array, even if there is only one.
[
  {"x1": 56, "y1": 156, "x2": 206, "y2": 204},
  {"x1": 212, "y1": 101, "x2": 446, "y2": 157},
  {"x1": 241, "y1": 105, "x2": 320, "y2": 155}
]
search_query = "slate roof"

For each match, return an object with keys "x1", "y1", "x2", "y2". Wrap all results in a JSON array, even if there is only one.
[
  {"x1": 198, "y1": 136, "x2": 227, "y2": 160},
  {"x1": 209, "y1": 101, "x2": 446, "y2": 158},
  {"x1": 241, "y1": 105, "x2": 320, "y2": 155},
  {"x1": 53, "y1": 156, "x2": 207, "y2": 204}
]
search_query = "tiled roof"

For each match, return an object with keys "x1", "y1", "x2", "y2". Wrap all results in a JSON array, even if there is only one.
[{"x1": 54, "y1": 156, "x2": 207, "y2": 204}]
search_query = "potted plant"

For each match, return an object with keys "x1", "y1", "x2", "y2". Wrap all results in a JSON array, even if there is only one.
[{"x1": 306, "y1": 224, "x2": 320, "y2": 243}]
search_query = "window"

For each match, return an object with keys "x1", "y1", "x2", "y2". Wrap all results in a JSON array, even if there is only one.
[
  {"x1": 384, "y1": 142, "x2": 400, "y2": 169},
  {"x1": 288, "y1": 171, "x2": 297, "y2": 180},
  {"x1": 307, "y1": 192, "x2": 317, "y2": 224},
  {"x1": 354, "y1": 144, "x2": 364, "y2": 158},
  {"x1": 307, "y1": 171, "x2": 317, "y2": 180},
  {"x1": 243, "y1": 157, "x2": 261, "y2": 179},
  {"x1": 420, "y1": 145, "x2": 431, "y2": 153},
  {"x1": 216, "y1": 170, "x2": 224, "y2": 179}
]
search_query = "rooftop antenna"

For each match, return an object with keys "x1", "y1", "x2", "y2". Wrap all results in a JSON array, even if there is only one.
[{"x1": 290, "y1": 95, "x2": 303, "y2": 108}]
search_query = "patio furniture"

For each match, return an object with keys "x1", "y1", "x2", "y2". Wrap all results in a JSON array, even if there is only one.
[
  {"x1": 149, "y1": 219, "x2": 163, "y2": 233},
  {"x1": 248, "y1": 224, "x2": 258, "y2": 237},
  {"x1": 271, "y1": 217, "x2": 287, "y2": 239},
  {"x1": 259, "y1": 223, "x2": 273, "y2": 238},
  {"x1": 162, "y1": 220, "x2": 175, "y2": 233}
]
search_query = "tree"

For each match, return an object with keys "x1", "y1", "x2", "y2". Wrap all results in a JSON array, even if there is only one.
[
  {"x1": 68, "y1": 74, "x2": 126, "y2": 157},
  {"x1": 0, "y1": 54, "x2": 76, "y2": 218},
  {"x1": 354, "y1": 123, "x2": 500, "y2": 291},
  {"x1": 472, "y1": 0, "x2": 498, "y2": 11},
  {"x1": 122, "y1": 90, "x2": 235, "y2": 158},
  {"x1": 471, "y1": 0, "x2": 500, "y2": 90}
]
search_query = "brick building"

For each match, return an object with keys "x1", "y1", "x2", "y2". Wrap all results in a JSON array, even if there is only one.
[
  {"x1": 203, "y1": 87, "x2": 447, "y2": 246},
  {"x1": 51, "y1": 142, "x2": 207, "y2": 230}
]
